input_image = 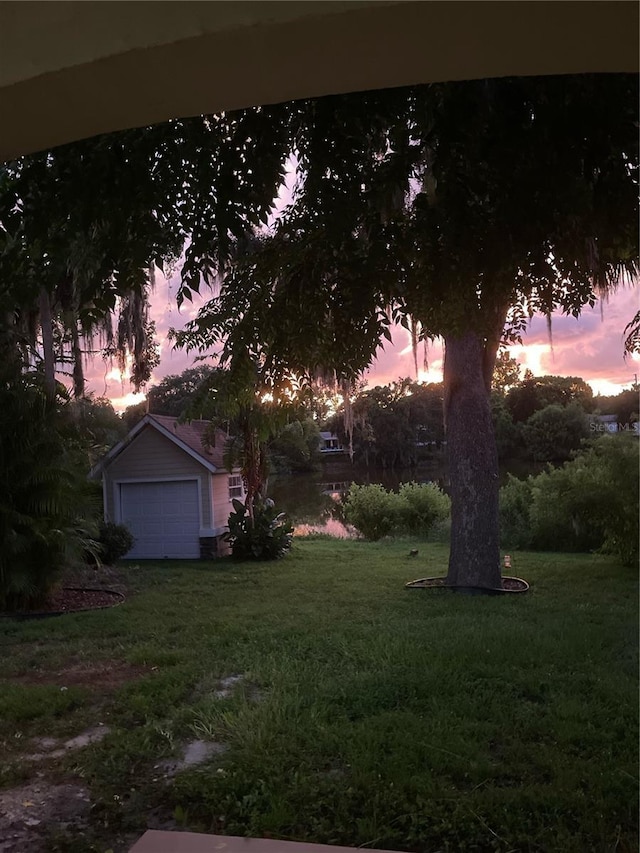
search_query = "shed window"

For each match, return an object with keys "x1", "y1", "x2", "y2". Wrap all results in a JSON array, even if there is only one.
[{"x1": 228, "y1": 475, "x2": 243, "y2": 500}]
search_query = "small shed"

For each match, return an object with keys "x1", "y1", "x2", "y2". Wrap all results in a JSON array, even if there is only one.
[{"x1": 90, "y1": 414, "x2": 243, "y2": 560}]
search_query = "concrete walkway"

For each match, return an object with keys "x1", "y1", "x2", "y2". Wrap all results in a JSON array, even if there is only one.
[{"x1": 130, "y1": 831, "x2": 404, "y2": 853}]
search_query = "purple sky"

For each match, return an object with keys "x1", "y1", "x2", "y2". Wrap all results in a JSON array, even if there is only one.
[
  {"x1": 86, "y1": 159, "x2": 639, "y2": 410},
  {"x1": 87, "y1": 273, "x2": 638, "y2": 412}
]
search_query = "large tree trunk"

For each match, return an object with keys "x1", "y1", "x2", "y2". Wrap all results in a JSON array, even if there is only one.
[{"x1": 443, "y1": 331, "x2": 500, "y2": 589}]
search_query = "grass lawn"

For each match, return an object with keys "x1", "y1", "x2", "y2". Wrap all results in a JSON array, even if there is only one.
[{"x1": 0, "y1": 539, "x2": 637, "y2": 852}]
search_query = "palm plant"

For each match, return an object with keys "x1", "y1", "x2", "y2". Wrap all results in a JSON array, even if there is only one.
[
  {"x1": 185, "y1": 355, "x2": 303, "y2": 525},
  {"x1": 0, "y1": 360, "x2": 99, "y2": 611}
]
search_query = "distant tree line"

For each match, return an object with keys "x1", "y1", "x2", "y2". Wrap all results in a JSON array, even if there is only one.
[
  {"x1": 118, "y1": 363, "x2": 638, "y2": 477},
  {"x1": 325, "y1": 379, "x2": 445, "y2": 469},
  {"x1": 322, "y1": 364, "x2": 638, "y2": 470}
]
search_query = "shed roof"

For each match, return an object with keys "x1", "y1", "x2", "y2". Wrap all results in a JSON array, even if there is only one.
[
  {"x1": 147, "y1": 414, "x2": 228, "y2": 468},
  {"x1": 89, "y1": 413, "x2": 230, "y2": 478}
]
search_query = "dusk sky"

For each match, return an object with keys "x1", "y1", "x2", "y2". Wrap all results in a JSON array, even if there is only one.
[
  {"x1": 82, "y1": 152, "x2": 638, "y2": 412},
  {"x1": 77, "y1": 137, "x2": 639, "y2": 412},
  {"x1": 86, "y1": 274, "x2": 639, "y2": 412}
]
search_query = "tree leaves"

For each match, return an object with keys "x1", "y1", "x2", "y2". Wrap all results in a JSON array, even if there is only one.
[
  {"x1": 175, "y1": 75, "x2": 638, "y2": 389},
  {"x1": 0, "y1": 106, "x2": 294, "y2": 392},
  {"x1": 3, "y1": 75, "x2": 637, "y2": 400}
]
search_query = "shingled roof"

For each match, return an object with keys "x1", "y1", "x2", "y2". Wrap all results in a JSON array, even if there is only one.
[
  {"x1": 89, "y1": 413, "x2": 231, "y2": 478},
  {"x1": 147, "y1": 414, "x2": 228, "y2": 469}
]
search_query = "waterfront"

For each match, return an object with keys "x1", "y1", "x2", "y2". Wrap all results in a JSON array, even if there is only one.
[
  {"x1": 268, "y1": 454, "x2": 449, "y2": 526},
  {"x1": 268, "y1": 453, "x2": 538, "y2": 528}
]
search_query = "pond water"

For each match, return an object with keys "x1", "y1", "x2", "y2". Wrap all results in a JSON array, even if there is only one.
[
  {"x1": 268, "y1": 453, "x2": 535, "y2": 534},
  {"x1": 268, "y1": 455, "x2": 449, "y2": 529}
]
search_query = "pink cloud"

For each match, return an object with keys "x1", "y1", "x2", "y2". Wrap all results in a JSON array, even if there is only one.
[
  {"x1": 517, "y1": 287, "x2": 638, "y2": 392},
  {"x1": 364, "y1": 286, "x2": 638, "y2": 393},
  {"x1": 84, "y1": 274, "x2": 638, "y2": 410}
]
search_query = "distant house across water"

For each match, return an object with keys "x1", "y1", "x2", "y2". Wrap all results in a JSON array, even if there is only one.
[{"x1": 319, "y1": 432, "x2": 344, "y2": 453}]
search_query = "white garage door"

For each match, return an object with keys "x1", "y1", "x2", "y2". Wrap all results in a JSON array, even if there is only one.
[{"x1": 120, "y1": 480, "x2": 200, "y2": 559}]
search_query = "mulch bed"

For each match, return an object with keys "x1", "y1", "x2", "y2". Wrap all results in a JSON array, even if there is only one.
[
  {"x1": 33, "y1": 587, "x2": 124, "y2": 613},
  {"x1": 4, "y1": 587, "x2": 125, "y2": 619},
  {"x1": 1, "y1": 564, "x2": 129, "y2": 619}
]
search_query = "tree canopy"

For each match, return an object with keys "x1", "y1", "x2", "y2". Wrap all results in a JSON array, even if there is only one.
[
  {"x1": 1, "y1": 73, "x2": 637, "y2": 590},
  {"x1": 327, "y1": 379, "x2": 445, "y2": 469},
  {"x1": 492, "y1": 350, "x2": 522, "y2": 395},
  {"x1": 146, "y1": 365, "x2": 219, "y2": 417},
  {"x1": 0, "y1": 108, "x2": 292, "y2": 394},
  {"x1": 505, "y1": 374, "x2": 595, "y2": 422},
  {"x1": 174, "y1": 73, "x2": 638, "y2": 589},
  {"x1": 175, "y1": 74, "x2": 638, "y2": 380}
]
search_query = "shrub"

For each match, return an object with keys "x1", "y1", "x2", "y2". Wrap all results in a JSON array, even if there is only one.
[
  {"x1": 500, "y1": 466, "x2": 598, "y2": 554},
  {"x1": 343, "y1": 481, "x2": 451, "y2": 541},
  {"x1": 98, "y1": 522, "x2": 134, "y2": 564},
  {"x1": 343, "y1": 483, "x2": 399, "y2": 541},
  {"x1": 527, "y1": 465, "x2": 603, "y2": 553},
  {"x1": 499, "y1": 475, "x2": 535, "y2": 550},
  {"x1": 397, "y1": 482, "x2": 450, "y2": 537},
  {"x1": 558, "y1": 435, "x2": 639, "y2": 566},
  {"x1": 499, "y1": 436, "x2": 639, "y2": 566},
  {"x1": 226, "y1": 498, "x2": 293, "y2": 560},
  {"x1": 429, "y1": 516, "x2": 452, "y2": 544}
]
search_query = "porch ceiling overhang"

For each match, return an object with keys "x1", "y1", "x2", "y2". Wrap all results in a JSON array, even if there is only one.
[{"x1": 0, "y1": 1, "x2": 638, "y2": 162}]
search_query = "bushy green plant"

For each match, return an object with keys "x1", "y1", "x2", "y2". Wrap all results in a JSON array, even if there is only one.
[
  {"x1": 499, "y1": 475, "x2": 535, "y2": 550},
  {"x1": 343, "y1": 483, "x2": 399, "y2": 541},
  {"x1": 429, "y1": 516, "x2": 452, "y2": 544},
  {"x1": 500, "y1": 436, "x2": 639, "y2": 566},
  {"x1": 226, "y1": 498, "x2": 293, "y2": 560},
  {"x1": 343, "y1": 481, "x2": 451, "y2": 541},
  {"x1": 0, "y1": 366, "x2": 100, "y2": 611},
  {"x1": 98, "y1": 522, "x2": 134, "y2": 564},
  {"x1": 397, "y1": 482, "x2": 450, "y2": 537},
  {"x1": 536, "y1": 435, "x2": 639, "y2": 566},
  {"x1": 527, "y1": 465, "x2": 603, "y2": 553},
  {"x1": 590, "y1": 437, "x2": 639, "y2": 565}
]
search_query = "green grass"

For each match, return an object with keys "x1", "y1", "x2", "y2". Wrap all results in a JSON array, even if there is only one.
[{"x1": 0, "y1": 539, "x2": 638, "y2": 852}]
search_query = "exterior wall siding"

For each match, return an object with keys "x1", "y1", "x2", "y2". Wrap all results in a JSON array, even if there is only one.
[
  {"x1": 211, "y1": 470, "x2": 240, "y2": 530},
  {"x1": 105, "y1": 425, "x2": 212, "y2": 529}
]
